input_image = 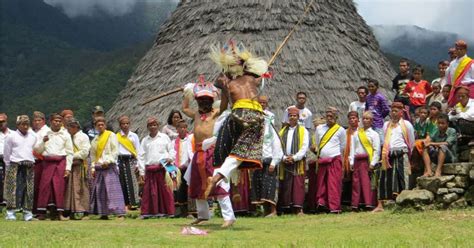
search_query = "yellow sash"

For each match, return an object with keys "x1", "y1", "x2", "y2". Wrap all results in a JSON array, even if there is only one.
[
  {"x1": 278, "y1": 125, "x2": 306, "y2": 180},
  {"x1": 232, "y1": 99, "x2": 263, "y2": 112},
  {"x1": 318, "y1": 124, "x2": 341, "y2": 152},
  {"x1": 116, "y1": 132, "x2": 137, "y2": 158},
  {"x1": 358, "y1": 128, "x2": 374, "y2": 164},
  {"x1": 454, "y1": 56, "x2": 473, "y2": 84},
  {"x1": 95, "y1": 130, "x2": 112, "y2": 163},
  {"x1": 455, "y1": 102, "x2": 467, "y2": 113}
]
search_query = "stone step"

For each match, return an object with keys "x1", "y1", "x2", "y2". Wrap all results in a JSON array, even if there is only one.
[{"x1": 442, "y1": 163, "x2": 473, "y2": 176}]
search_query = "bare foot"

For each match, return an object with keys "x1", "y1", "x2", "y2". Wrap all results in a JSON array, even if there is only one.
[
  {"x1": 422, "y1": 172, "x2": 433, "y2": 177},
  {"x1": 434, "y1": 171, "x2": 442, "y2": 177},
  {"x1": 59, "y1": 215, "x2": 70, "y2": 221},
  {"x1": 296, "y1": 212, "x2": 305, "y2": 217},
  {"x1": 265, "y1": 212, "x2": 277, "y2": 218},
  {"x1": 81, "y1": 216, "x2": 90, "y2": 220},
  {"x1": 116, "y1": 216, "x2": 125, "y2": 221},
  {"x1": 190, "y1": 219, "x2": 208, "y2": 225},
  {"x1": 221, "y1": 220, "x2": 235, "y2": 228},
  {"x1": 371, "y1": 207, "x2": 384, "y2": 213}
]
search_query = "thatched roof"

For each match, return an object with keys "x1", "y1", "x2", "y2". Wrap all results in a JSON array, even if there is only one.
[{"x1": 108, "y1": 0, "x2": 395, "y2": 137}]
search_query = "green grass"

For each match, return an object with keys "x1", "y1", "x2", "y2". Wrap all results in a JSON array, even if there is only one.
[{"x1": 1, "y1": 209, "x2": 473, "y2": 247}]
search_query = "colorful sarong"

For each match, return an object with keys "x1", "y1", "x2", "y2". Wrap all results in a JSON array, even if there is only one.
[
  {"x1": 315, "y1": 155, "x2": 343, "y2": 212},
  {"x1": 351, "y1": 155, "x2": 373, "y2": 208},
  {"x1": 117, "y1": 155, "x2": 139, "y2": 207},
  {"x1": 214, "y1": 108, "x2": 265, "y2": 169},
  {"x1": 189, "y1": 145, "x2": 228, "y2": 199},
  {"x1": 64, "y1": 160, "x2": 90, "y2": 213},
  {"x1": 231, "y1": 169, "x2": 251, "y2": 212},
  {"x1": 377, "y1": 149, "x2": 410, "y2": 200},
  {"x1": 37, "y1": 156, "x2": 67, "y2": 211},
  {"x1": 0, "y1": 157, "x2": 5, "y2": 205},
  {"x1": 141, "y1": 165, "x2": 175, "y2": 217},
  {"x1": 250, "y1": 158, "x2": 278, "y2": 206},
  {"x1": 32, "y1": 159, "x2": 43, "y2": 214},
  {"x1": 90, "y1": 164, "x2": 125, "y2": 215},
  {"x1": 278, "y1": 161, "x2": 306, "y2": 209},
  {"x1": 4, "y1": 161, "x2": 35, "y2": 211}
]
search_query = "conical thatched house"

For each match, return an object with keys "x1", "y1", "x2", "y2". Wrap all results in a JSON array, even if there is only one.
[{"x1": 108, "y1": 0, "x2": 395, "y2": 136}]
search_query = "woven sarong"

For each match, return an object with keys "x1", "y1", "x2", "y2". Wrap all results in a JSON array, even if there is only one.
[
  {"x1": 90, "y1": 164, "x2": 125, "y2": 215},
  {"x1": 141, "y1": 165, "x2": 175, "y2": 217},
  {"x1": 37, "y1": 156, "x2": 66, "y2": 211},
  {"x1": 64, "y1": 160, "x2": 90, "y2": 213},
  {"x1": 117, "y1": 155, "x2": 139, "y2": 206}
]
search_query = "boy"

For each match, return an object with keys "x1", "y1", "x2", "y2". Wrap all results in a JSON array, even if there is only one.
[
  {"x1": 422, "y1": 114, "x2": 457, "y2": 177},
  {"x1": 403, "y1": 66, "x2": 432, "y2": 115}
]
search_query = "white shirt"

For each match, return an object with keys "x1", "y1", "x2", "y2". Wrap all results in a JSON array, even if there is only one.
[
  {"x1": 383, "y1": 120, "x2": 415, "y2": 151},
  {"x1": 262, "y1": 117, "x2": 283, "y2": 166},
  {"x1": 174, "y1": 135, "x2": 193, "y2": 168},
  {"x1": 445, "y1": 55, "x2": 474, "y2": 85},
  {"x1": 71, "y1": 131, "x2": 91, "y2": 161},
  {"x1": 0, "y1": 128, "x2": 12, "y2": 156},
  {"x1": 34, "y1": 125, "x2": 51, "y2": 141},
  {"x1": 34, "y1": 129, "x2": 74, "y2": 171},
  {"x1": 315, "y1": 124, "x2": 346, "y2": 158},
  {"x1": 117, "y1": 130, "x2": 141, "y2": 156},
  {"x1": 449, "y1": 99, "x2": 474, "y2": 121},
  {"x1": 349, "y1": 127, "x2": 380, "y2": 167},
  {"x1": 138, "y1": 132, "x2": 176, "y2": 176},
  {"x1": 282, "y1": 125, "x2": 309, "y2": 162},
  {"x1": 348, "y1": 100, "x2": 366, "y2": 126},
  {"x1": 3, "y1": 129, "x2": 37, "y2": 166},
  {"x1": 90, "y1": 131, "x2": 119, "y2": 169},
  {"x1": 282, "y1": 106, "x2": 313, "y2": 129},
  {"x1": 264, "y1": 109, "x2": 275, "y2": 125},
  {"x1": 432, "y1": 77, "x2": 447, "y2": 88}
]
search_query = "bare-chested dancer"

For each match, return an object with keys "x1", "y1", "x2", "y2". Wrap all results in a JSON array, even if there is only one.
[
  {"x1": 182, "y1": 78, "x2": 236, "y2": 228},
  {"x1": 206, "y1": 41, "x2": 269, "y2": 215}
]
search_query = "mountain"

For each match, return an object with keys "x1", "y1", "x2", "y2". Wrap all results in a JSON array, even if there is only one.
[
  {"x1": 0, "y1": 0, "x2": 176, "y2": 125},
  {"x1": 371, "y1": 25, "x2": 473, "y2": 69}
]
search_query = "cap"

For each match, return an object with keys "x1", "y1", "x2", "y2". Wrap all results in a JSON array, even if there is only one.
[{"x1": 92, "y1": 106, "x2": 104, "y2": 114}]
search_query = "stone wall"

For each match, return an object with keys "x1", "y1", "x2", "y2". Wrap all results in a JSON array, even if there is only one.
[{"x1": 396, "y1": 163, "x2": 474, "y2": 210}]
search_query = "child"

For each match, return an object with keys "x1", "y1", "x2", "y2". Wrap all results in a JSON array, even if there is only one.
[
  {"x1": 422, "y1": 114, "x2": 457, "y2": 177},
  {"x1": 425, "y1": 82, "x2": 443, "y2": 107},
  {"x1": 403, "y1": 65, "x2": 432, "y2": 115},
  {"x1": 441, "y1": 85, "x2": 452, "y2": 113},
  {"x1": 428, "y1": 102, "x2": 442, "y2": 125}
]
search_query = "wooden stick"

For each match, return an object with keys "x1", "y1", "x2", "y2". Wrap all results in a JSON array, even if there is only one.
[
  {"x1": 268, "y1": 0, "x2": 314, "y2": 66},
  {"x1": 141, "y1": 86, "x2": 184, "y2": 105},
  {"x1": 142, "y1": 0, "x2": 314, "y2": 105}
]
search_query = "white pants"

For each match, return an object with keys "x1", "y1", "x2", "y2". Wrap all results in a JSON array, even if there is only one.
[
  {"x1": 214, "y1": 157, "x2": 241, "y2": 182},
  {"x1": 195, "y1": 178, "x2": 235, "y2": 221}
]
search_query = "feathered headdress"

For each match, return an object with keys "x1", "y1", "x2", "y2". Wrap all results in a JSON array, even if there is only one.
[{"x1": 209, "y1": 40, "x2": 268, "y2": 78}]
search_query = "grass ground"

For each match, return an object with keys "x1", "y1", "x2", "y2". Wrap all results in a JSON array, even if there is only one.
[{"x1": 1, "y1": 208, "x2": 473, "y2": 247}]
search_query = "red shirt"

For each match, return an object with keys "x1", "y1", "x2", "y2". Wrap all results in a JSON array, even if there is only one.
[{"x1": 403, "y1": 80, "x2": 432, "y2": 106}]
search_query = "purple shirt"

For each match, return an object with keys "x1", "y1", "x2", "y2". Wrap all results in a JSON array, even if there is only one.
[{"x1": 365, "y1": 92, "x2": 390, "y2": 129}]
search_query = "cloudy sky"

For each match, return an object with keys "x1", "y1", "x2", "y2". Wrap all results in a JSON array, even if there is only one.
[
  {"x1": 354, "y1": 0, "x2": 473, "y2": 39},
  {"x1": 43, "y1": 0, "x2": 473, "y2": 39}
]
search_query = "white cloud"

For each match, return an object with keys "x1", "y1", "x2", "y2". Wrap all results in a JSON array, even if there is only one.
[
  {"x1": 43, "y1": 0, "x2": 177, "y2": 18},
  {"x1": 354, "y1": 0, "x2": 473, "y2": 39}
]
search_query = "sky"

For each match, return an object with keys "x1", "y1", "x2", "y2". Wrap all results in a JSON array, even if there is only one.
[
  {"x1": 354, "y1": 0, "x2": 473, "y2": 39},
  {"x1": 43, "y1": 0, "x2": 473, "y2": 39}
]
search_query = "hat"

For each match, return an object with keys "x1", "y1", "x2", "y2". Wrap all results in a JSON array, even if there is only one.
[
  {"x1": 391, "y1": 102, "x2": 404, "y2": 110},
  {"x1": 455, "y1": 40, "x2": 467, "y2": 49},
  {"x1": 147, "y1": 117, "x2": 159, "y2": 126},
  {"x1": 33, "y1": 111, "x2": 45, "y2": 120},
  {"x1": 455, "y1": 85, "x2": 470, "y2": 94},
  {"x1": 118, "y1": 115, "x2": 130, "y2": 123},
  {"x1": 66, "y1": 118, "x2": 81, "y2": 128},
  {"x1": 193, "y1": 75, "x2": 216, "y2": 99},
  {"x1": 287, "y1": 107, "x2": 299, "y2": 116},
  {"x1": 49, "y1": 113, "x2": 62, "y2": 121},
  {"x1": 326, "y1": 107, "x2": 339, "y2": 115},
  {"x1": 61, "y1": 109, "x2": 74, "y2": 117},
  {"x1": 92, "y1": 106, "x2": 104, "y2": 114},
  {"x1": 16, "y1": 115, "x2": 30, "y2": 125}
]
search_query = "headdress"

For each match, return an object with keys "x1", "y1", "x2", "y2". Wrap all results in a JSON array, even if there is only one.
[
  {"x1": 193, "y1": 75, "x2": 216, "y2": 99},
  {"x1": 210, "y1": 40, "x2": 268, "y2": 78}
]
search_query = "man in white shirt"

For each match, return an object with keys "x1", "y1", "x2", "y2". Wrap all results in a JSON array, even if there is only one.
[
  {"x1": 116, "y1": 115, "x2": 141, "y2": 210},
  {"x1": 348, "y1": 86, "x2": 368, "y2": 126},
  {"x1": 89, "y1": 117, "x2": 126, "y2": 219},
  {"x1": 64, "y1": 119, "x2": 91, "y2": 220},
  {"x1": 349, "y1": 111, "x2": 380, "y2": 210},
  {"x1": 31, "y1": 111, "x2": 50, "y2": 215},
  {"x1": 3, "y1": 115, "x2": 37, "y2": 221},
  {"x1": 314, "y1": 107, "x2": 346, "y2": 213},
  {"x1": 448, "y1": 86, "x2": 474, "y2": 139},
  {"x1": 138, "y1": 117, "x2": 176, "y2": 218},
  {"x1": 278, "y1": 107, "x2": 309, "y2": 215},
  {"x1": 374, "y1": 102, "x2": 415, "y2": 212},
  {"x1": 0, "y1": 113, "x2": 12, "y2": 206},
  {"x1": 34, "y1": 113, "x2": 74, "y2": 220},
  {"x1": 250, "y1": 96, "x2": 283, "y2": 217},
  {"x1": 446, "y1": 40, "x2": 474, "y2": 106},
  {"x1": 282, "y1": 92, "x2": 313, "y2": 130}
]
